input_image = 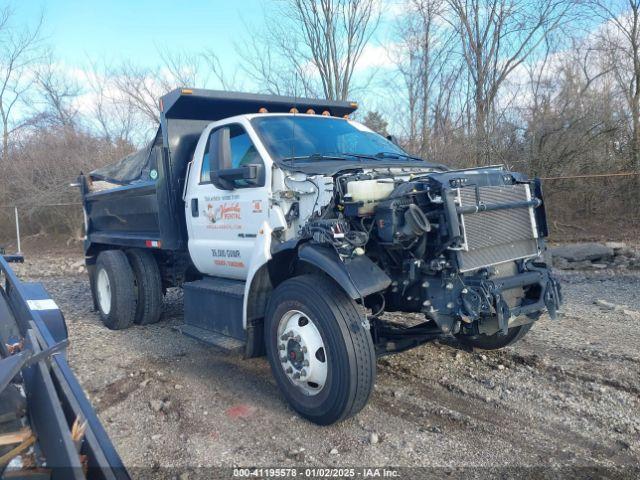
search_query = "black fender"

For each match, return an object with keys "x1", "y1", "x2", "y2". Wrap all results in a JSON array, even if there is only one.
[{"x1": 297, "y1": 243, "x2": 391, "y2": 300}]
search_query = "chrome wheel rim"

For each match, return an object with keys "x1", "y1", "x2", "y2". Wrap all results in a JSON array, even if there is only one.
[
  {"x1": 96, "y1": 268, "x2": 111, "y2": 315},
  {"x1": 277, "y1": 309, "x2": 327, "y2": 396}
]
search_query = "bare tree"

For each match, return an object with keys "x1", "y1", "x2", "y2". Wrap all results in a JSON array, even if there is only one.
[
  {"x1": 201, "y1": 49, "x2": 240, "y2": 91},
  {"x1": 113, "y1": 62, "x2": 164, "y2": 124},
  {"x1": 390, "y1": 0, "x2": 457, "y2": 157},
  {"x1": 34, "y1": 52, "x2": 81, "y2": 128},
  {"x1": 446, "y1": 0, "x2": 573, "y2": 165},
  {"x1": 592, "y1": 0, "x2": 640, "y2": 170},
  {"x1": 239, "y1": 31, "x2": 315, "y2": 97},
  {"x1": 158, "y1": 50, "x2": 202, "y2": 87},
  {"x1": 84, "y1": 61, "x2": 139, "y2": 145},
  {"x1": 0, "y1": 6, "x2": 43, "y2": 161},
  {"x1": 241, "y1": 0, "x2": 379, "y2": 100},
  {"x1": 522, "y1": 37, "x2": 614, "y2": 173},
  {"x1": 113, "y1": 48, "x2": 235, "y2": 127},
  {"x1": 390, "y1": 4, "x2": 423, "y2": 151},
  {"x1": 5, "y1": 126, "x2": 134, "y2": 238},
  {"x1": 113, "y1": 53, "x2": 194, "y2": 125}
]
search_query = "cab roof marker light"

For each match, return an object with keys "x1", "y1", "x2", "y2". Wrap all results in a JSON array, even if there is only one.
[
  {"x1": 159, "y1": 99, "x2": 164, "y2": 111},
  {"x1": 258, "y1": 107, "x2": 268, "y2": 113},
  {"x1": 181, "y1": 89, "x2": 193, "y2": 94},
  {"x1": 306, "y1": 108, "x2": 316, "y2": 114},
  {"x1": 290, "y1": 107, "x2": 299, "y2": 113},
  {"x1": 322, "y1": 110, "x2": 330, "y2": 116}
]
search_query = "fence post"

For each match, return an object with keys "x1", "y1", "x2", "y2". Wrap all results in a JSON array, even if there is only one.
[{"x1": 14, "y1": 206, "x2": 21, "y2": 254}]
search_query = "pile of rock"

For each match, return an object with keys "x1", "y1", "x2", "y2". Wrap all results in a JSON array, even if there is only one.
[{"x1": 550, "y1": 242, "x2": 639, "y2": 270}]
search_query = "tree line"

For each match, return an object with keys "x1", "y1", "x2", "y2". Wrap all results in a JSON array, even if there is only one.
[{"x1": 1, "y1": 0, "x2": 639, "y2": 241}]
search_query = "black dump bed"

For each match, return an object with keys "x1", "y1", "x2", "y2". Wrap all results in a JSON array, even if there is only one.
[{"x1": 80, "y1": 89, "x2": 358, "y2": 253}]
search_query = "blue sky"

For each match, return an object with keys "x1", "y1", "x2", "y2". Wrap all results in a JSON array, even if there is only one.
[
  {"x1": 13, "y1": 0, "x2": 267, "y2": 70},
  {"x1": 0, "y1": 0, "x2": 413, "y2": 148},
  {"x1": 8, "y1": 0, "x2": 402, "y2": 125}
]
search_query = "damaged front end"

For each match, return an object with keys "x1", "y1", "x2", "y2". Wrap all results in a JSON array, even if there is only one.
[
  {"x1": 458, "y1": 261, "x2": 562, "y2": 337},
  {"x1": 297, "y1": 165, "x2": 562, "y2": 355}
]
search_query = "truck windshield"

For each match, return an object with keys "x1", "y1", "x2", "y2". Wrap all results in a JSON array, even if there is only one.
[{"x1": 251, "y1": 116, "x2": 409, "y2": 163}]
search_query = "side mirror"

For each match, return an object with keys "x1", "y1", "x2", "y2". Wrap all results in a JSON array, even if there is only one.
[
  {"x1": 212, "y1": 164, "x2": 265, "y2": 190},
  {"x1": 208, "y1": 127, "x2": 233, "y2": 189},
  {"x1": 386, "y1": 134, "x2": 399, "y2": 146}
]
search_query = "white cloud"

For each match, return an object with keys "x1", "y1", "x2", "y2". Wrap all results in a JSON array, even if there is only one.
[{"x1": 355, "y1": 43, "x2": 397, "y2": 72}]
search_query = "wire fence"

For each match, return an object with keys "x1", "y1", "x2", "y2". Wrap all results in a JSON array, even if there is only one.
[
  {"x1": 0, "y1": 203, "x2": 84, "y2": 249},
  {"x1": 1, "y1": 174, "x2": 639, "y2": 249}
]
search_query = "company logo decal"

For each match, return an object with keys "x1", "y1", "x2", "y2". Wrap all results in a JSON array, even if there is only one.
[{"x1": 204, "y1": 202, "x2": 242, "y2": 224}]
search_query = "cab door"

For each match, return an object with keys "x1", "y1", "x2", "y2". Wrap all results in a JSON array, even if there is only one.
[{"x1": 185, "y1": 123, "x2": 269, "y2": 280}]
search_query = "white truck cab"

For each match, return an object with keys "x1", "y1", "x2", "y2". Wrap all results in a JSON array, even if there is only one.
[
  {"x1": 183, "y1": 113, "x2": 412, "y2": 328},
  {"x1": 185, "y1": 114, "x2": 275, "y2": 280}
]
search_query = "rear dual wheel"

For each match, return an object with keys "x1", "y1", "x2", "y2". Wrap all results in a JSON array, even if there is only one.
[
  {"x1": 127, "y1": 249, "x2": 163, "y2": 325},
  {"x1": 265, "y1": 274, "x2": 376, "y2": 425},
  {"x1": 94, "y1": 249, "x2": 163, "y2": 329}
]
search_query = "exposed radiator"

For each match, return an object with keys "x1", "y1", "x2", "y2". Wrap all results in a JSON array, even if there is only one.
[{"x1": 455, "y1": 184, "x2": 540, "y2": 272}]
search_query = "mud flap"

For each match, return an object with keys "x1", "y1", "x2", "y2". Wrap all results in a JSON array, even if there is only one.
[{"x1": 545, "y1": 277, "x2": 562, "y2": 320}]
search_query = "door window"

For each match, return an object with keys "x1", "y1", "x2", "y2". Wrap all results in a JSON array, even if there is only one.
[{"x1": 200, "y1": 124, "x2": 264, "y2": 186}]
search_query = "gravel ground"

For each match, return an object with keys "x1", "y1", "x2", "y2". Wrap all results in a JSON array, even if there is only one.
[{"x1": 10, "y1": 253, "x2": 640, "y2": 477}]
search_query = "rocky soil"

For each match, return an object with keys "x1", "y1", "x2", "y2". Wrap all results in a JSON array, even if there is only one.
[{"x1": 9, "y1": 250, "x2": 640, "y2": 478}]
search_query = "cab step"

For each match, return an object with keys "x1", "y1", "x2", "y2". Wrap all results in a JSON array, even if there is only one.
[
  {"x1": 173, "y1": 324, "x2": 245, "y2": 353},
  {"x1": 180, "y1": 276, "x2": 247, "y2": 348}
]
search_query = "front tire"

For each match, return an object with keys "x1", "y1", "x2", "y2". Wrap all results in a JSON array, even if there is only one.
[
  {"x1": 95, "y1": 250, "x2": 136, "y2": 330},
  {"x1": 265, "y1": 274, "x2": 376, "y2": 425}
]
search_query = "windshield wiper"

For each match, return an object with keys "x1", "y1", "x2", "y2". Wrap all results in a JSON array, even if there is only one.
[
  {"x1": 374, "y1": 151, "x2": 423, "y2": 161},
  {"x1": 340, "y1": 151, "x2": 424, "y2": 162},
  {"x1": 282, "y1": 153, "x2": 364, "y2": 163},
  {"x1": 339, "y1": 152, "x2": 386, "y2": 161},
  {"x1": 281, "y1": 152, "x2": 426, "y2": 164}
]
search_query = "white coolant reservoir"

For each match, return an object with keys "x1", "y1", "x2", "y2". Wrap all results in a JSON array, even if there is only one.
[{"x1": 347, "y1": 179, "x2": 395, "y2": 215}]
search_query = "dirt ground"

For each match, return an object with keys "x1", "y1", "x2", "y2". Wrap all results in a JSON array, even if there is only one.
[{"x1": 9, "y1": 249, "x2": 640, "y2": 478}]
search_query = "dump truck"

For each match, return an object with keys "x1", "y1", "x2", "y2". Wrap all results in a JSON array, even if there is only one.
[{"x1": 77, "y1": 88, "x2": 561, "y2": 425}]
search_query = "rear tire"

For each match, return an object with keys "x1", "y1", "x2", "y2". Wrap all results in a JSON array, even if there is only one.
[
  {"x1": 127, "y1": 249, "x2": 163, "y2": 325},
  {"x1": 265, "y1": 274, "x2": 376, "y2": 425},
  {"x1": 457, "y1": 322, "x2": 533, "y2": 350},
  {"x1": 95, "y1": 250, "x2": 136, "y2": 330}
]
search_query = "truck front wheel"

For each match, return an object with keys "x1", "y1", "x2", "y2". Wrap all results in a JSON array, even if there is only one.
[
  {"x1": 94, "y1": 250, "x2": 137, "y2": 330},
  {"x1": 265, "y1": 274, "x2": 376, "y2": 425}
]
